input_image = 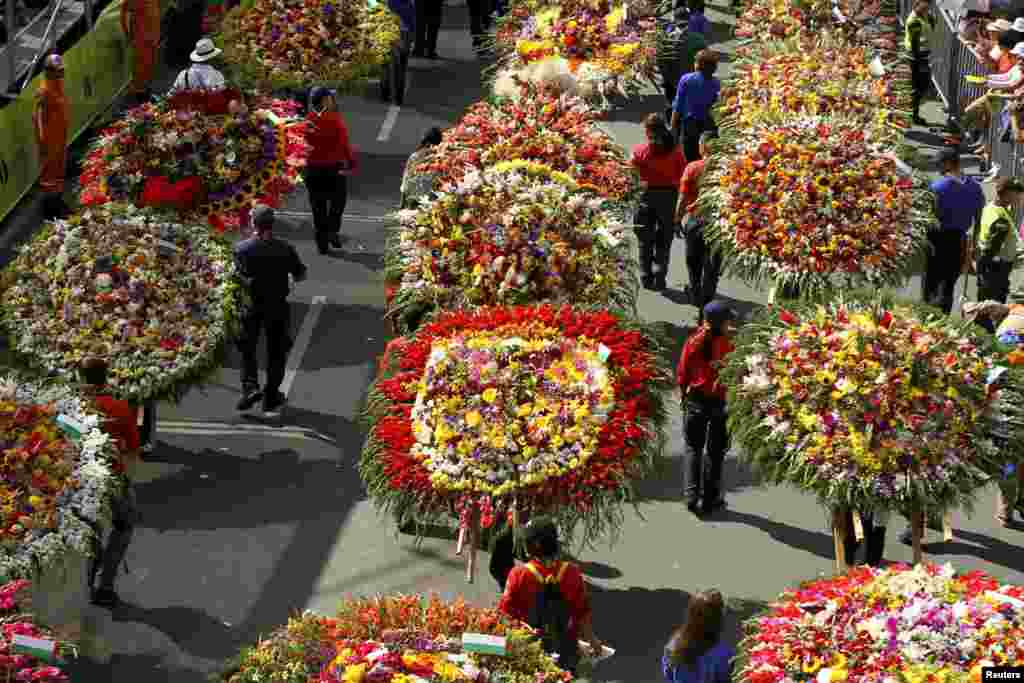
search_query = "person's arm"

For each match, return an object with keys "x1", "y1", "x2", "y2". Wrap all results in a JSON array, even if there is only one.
[
  {"x1": 337, "y1": 115, "x2": 359, "y2": 172},
  {"x1": 33, "y1": 93, "x2": 45, "y2": 144},
  {"x1": 980, "y1": 216, "x2": 1012, "y2": 262},
  {"x1": 497, "y1": 567, "x2": 524, "y2": 619},
  {"x1": 676, "y1": 333, "x2": 702, "y2": 398},
  {"x1": 671, "y1": 76, "x2": 688, "y2": 134},
  {"x1": 289, "y1": 245, "x2": 308, "y2": 282},
  {"x1": 909, "y1": 23, "x2": 923, "y2": 61},
  {"x1": 988, "y1": 66, "x2": 1024, "y2": 90}
]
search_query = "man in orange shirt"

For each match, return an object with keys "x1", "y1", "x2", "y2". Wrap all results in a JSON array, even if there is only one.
[
  {"x1": 79, "y1": 357, "x2": 141, "y2": 609},
  {"x1": 675, "y1": 131, "x2": 721, "y2": 317},
  {"x1": 33, "y1": 55, "x2": 69, "y2": 219},
  {"x1": 121, "y1": 0, "x2": 161, "y2": 99}
]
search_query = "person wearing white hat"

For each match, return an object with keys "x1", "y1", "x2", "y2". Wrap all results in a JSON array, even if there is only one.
[
  {"x1": 169, "y1": 38, "x2": 227, "y2": 93},
  {"x1": 987, "y1": 40, "x2": 1024, "y2": 88}
]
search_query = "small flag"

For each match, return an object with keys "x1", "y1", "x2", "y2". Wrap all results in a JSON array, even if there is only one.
[
  {"x1": 462, "y1": 633, "x2": 507, "y2": 656},
  {"x1": 55, "y1": 414, "x2": 87, "y2": 441},
  {"x1": 12, "y1": 635, "x2": 57, "y2": 662}
]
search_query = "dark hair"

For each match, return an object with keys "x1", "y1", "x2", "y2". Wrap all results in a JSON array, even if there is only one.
[
  {"x1": 687, "y1": 0, "x2": 705, "y2": 11},
  {"x1": 79, "y1": 356, "x2": 108, "y2": 387},
  {"x1": 667, "y1": 590, "x2": 725, "y2": 668},
  {"x1": 309, "y1": 87, "x2": 333, "y2": 111},
  {"x1": 520, "y1": 518, "x2": 559, "y2": 558},
  {"x1": 999, "y1": 31, "x2": 1017, "y2": 49},
  {"x1": 420, "y1": 127, "x2": 443, "y2": 149},
  {"x1": 695, "y1": 49, "x2": 720, "y2": 73},
  {"x1": 643, "y1": 113, "x2": 675, "y2": 155}
]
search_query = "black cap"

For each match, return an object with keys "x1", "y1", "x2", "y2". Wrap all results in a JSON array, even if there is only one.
[
  {"x1": 938, "y1": 148, "x2": 960, "y2": 167},
  {"x1": 251, "y1": 204, "x2": 275, "y2": 229},
  {"x1": 703, "y1": 301, "x2": 737, "y2": 326}
]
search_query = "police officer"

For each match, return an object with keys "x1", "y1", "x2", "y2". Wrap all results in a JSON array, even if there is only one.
[
  {"x1": 234, "y1": 206, "x2": 308, "y2": 414},
  {"x1": 905, "y1": 0, "x2": 934, "y2": 126},
  {"x1": 976, "y1": 177, "x2": 1024, "y2": 331}
]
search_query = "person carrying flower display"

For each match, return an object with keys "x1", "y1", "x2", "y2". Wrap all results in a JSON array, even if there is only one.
[
  {"x1": 498, "y1": 519, "x2": 601, "y2": 676},
  {"x1": 234, "y1": 206, "x2": 308, "y2": 414},
  {"x1": 121, "y1": 0, "x2": 161, "y2": 100},
  {"x1": 904, "y1": 0, "x2": 934, "y2": 126},
  {"x1": 169, "y1": 38, "x2": 227, "y2": 93},
  {"x1": 33, "y1": 55, "x2": 68, "y2": 220},
  {"x1": 676, "y1": 131, "x2": 720, "y2": 314},
  {"x1": 975, "y1": 177, "x2": 1024, "y2": 331},
  {"x1": 305, "y1": 88, "x2": 359, "y2": 255},
  {"x1": 676, "y1": 302, "x2": 735, "y2": 516},
  {"x1": 79, "y1": 357, "x2": 141, "y2": 610},
  {"x1": 400, "y1": 126, "x2": 443, "y2": 209},
  {"x1": 661, "y1": 589, "x2": 733, "y2": 683},
  {"x1": 631, "y1": 112, "x2": 686, "y2": 291},
  {"x1": 670, "y1": 50, "x2": 720, "y2": 163},
  {"x1": 924, "y1": 149, "x2": 985, "y2": 315}
]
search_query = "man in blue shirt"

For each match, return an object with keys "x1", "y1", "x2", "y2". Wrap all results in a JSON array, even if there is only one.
[
  {"x1": 670, "y1": 49, "x2": 720, "y2": 162},
  {"x1": 382, "y1": 0, "x2": 415, "y2": 105},
  {"x1": 924, "y1": 149, "x2": 986, "y2": 314}
]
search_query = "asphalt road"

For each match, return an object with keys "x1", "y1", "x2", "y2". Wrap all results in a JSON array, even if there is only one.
[{"x1": 0, "y1": 4, "x2": 1021, "y2": 682}]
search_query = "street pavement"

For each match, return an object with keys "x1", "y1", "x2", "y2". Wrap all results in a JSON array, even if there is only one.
[{"x1": 0, "y1": 4, "x2": 1022, "y2": 682}]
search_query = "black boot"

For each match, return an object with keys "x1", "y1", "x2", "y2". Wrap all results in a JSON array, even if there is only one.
[
  {"x1": 843, "y1": 535, "x2": 861, "y2": 566},
  {"x1": 426, "y1": 24, "x2": 440, "y2": 58},
  {"x1": 866, "y1": 526, "x2": 886, "y2": 567}
]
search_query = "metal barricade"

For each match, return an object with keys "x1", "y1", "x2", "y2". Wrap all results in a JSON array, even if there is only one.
[{"x1": 930, "y1": 8, "x2": 960, "y2": 115}]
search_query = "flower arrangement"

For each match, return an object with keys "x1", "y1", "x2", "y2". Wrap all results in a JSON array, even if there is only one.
[
  {"x1": 699, "y1": 114, "x2": 933, "y2": 294},
  {"x1": 219, "y1": 0, "x2": 401, "y2": 91},
  {"x1": 491, "y1": 0, "x2": 669, "y2": 105},
  {"x1": 722, "y1": 35, "x2": 912, "y2": 141},
  {"x1": 361, "y1": 305, "x2": 671, "y2": 546},
  {"x1": 78, "y1": 93, "x2": 309, "y2": 232},
  {"x1": 221, "y1": 595, "x2": 570, "y2": 683},
  {"x1": 0, "y1": 377, "x2": 119, "y2": 582},
  {"x1": 735, "y1": 0, "x2": 900, "y2": 47},
  {"x1": 0, "y1": 203, "x2": 243, "y2": 404},
  {"x1": 0, "y1": 578, "x2": 80, "y2": 682},
  {"x1": 386, "y1": 162, "x2": 637, "y2": 333},
  {"x1": 735, "y1": 563, "x2": 1024, "y2": 683},
  {"x1": 410, "y1": 79, "x2": 639, "y2": 204},
  {"x1": 720, "y1": 294, "x2": 1008, "y2": 514}
]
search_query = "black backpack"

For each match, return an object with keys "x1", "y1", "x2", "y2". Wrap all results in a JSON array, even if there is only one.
[{"x1": 524, "y1": 561, "x2": 579, "y2": 672}]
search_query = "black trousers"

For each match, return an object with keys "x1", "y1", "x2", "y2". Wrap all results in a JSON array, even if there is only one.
[
  {"x1": 90, "y1": 486, "x2": 139, "y2": 590},
  {"x1": 841, "y1": 510, "x2": 886, "y2": 567},
  {"x1": 489, "y1": 524, "x2": 520, "y2": 590},
  {"x1": 382, "y1": 29, "x2": 412, "y2": 104},
  {"x1": 166, "y1": 0, "x2": 206, "y2": 68},
  {"x1": 139, "y1": 400, "x2": 156, "y2": 446},
  {"x1": 684, "y1": 223, "x2": 722, "y2": 311},
  {"x1": 922, "y1": 230, "x2": 966, "y2": 315},
  {"x1": 683, "y1": 394, "x2": 728, "y2": 505},
  {"x1": 976, "y1": 260, "x2": 1013, "y2": 332},
  {"x1": 658, "y1": 55, "x2": 681, "y2": 105},
  {"x1": 637, "y1": 187, "x2": 678, "y2": 284},
  {"x1": 304, "y1": 165, "x2": 348, "y2": 251},
  {"x1": 466, "y1": 0, "x2": 492, "y2": 49},
  {"x1": 238, "y1": 300, "x2": 291, "y2": 397},
  {"x1": 681, "y1": 117, "x2": 712, "y2": 164},
  {"x1": 911, "y1": 57, "x2": 930, "y2": 117},
  {"x1": 415, "y1": 0, "x2": 443, "y2": 53}
]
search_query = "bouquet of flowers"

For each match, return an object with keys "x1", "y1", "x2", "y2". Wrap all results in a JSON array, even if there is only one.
[
  {"x1": 736, "y1": 0, "x2": 900, "y2": 47},
  {"x1": 0, "y1": 377, "x2": 120, "y2": 582},
  {"x1": 222, "y1": 595, "x2": 570, "y2": 683},
  {"x1": 386, "y1": 161, "x2": 637, "y2": 332},
  {"x1": 491, "y1": 0, "x2": 669, "y2": 105},
  {"x1": 0, "y1": 204, "x2": 243, "y2": 404},
  {"x1": 0, "y1": 578, "x2": 80, "y2": 682},
  {"x1": 720, "y1": 293, "x2": 1009, "y2": 514},
  {"x1": 410, "y1": 79, "x2": 639, "y2": 204},
  {"x1": 78, "y1": 94, "x2": 310, "y2": 232},
  {"x1": 361, "y1": 305, "x2": 671, "y2": 546},
  {"x1": 735, "y1": 563, "x2": 1024, "y2": 682},
  {"x1": 219, "y1": 0, "x2": 401, "y2": 91},
  {"x1": 722, "y1": 35, "x2": 912, "y2": 141},
  {"x1": 699, "y1": 114, "x2": 933, "y2": 294}
]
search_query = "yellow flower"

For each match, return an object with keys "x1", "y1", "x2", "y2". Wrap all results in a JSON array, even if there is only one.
[
  {"x1": 465, "y1": 410, "x2": 482, "y2": 427},
  {"x1": 342, "y1": 663, "x2": 367, "y2": 683},
  {"x1": 608, "y1": 42, "x2": 640, "y2": 59},
  {"x1": 483, "y1": 388, "x2": 498, "y2": 403},
  {"x1": 517, "y1": 403, "x2": 533, "y2": 417}
]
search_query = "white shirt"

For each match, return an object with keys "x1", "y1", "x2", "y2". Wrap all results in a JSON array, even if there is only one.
[{"x1": 170, "y1": 63, "x2": 226, "y2": 93}]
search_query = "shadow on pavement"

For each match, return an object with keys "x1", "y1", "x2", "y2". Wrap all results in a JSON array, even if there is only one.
[
  {"x1": 588, "y1": 586, "x2": 767, "y2": 683},
  {"x1": 605, "y1": 93, "x2": 670, "y2": 125},
  {"x1": 65, "y1": 654, "x2": 182, "y2": 683},
  {"x1": 924, "y1": 528, "x2": 1024, "y2": 574},
  {"x1": 715, "y1": 509, "x2": 835, "y2": 560},
  {"x1": 632, "y1": 455, "x2": 761, "y2": 503},
  {"x1": 405, "y1": 57, "x2": 489, "y2": 120},
  {"x1": 110, "y1": 602, "x2": 246, "y2": 660},
  {"x1": 326, "y1": 248, "x2": 386, "y2": 272}
]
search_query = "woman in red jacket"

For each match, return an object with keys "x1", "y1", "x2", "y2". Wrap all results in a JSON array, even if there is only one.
[
  {"x1": 631, "y1": 112, "x2": 686, "y2": 291},
  {"x1": 676, "y1": 302, "x2": 735, "y2": 516},
  {"x1": 305, "y1": 87, "x2": 358, "y2": 254}
]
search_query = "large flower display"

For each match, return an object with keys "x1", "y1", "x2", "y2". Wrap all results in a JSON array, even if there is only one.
[
  {"x1": 219, "y1": 0, "x2": 401, "y2": 90},
  {"x1": 362, "y1": 305, "x2": 671, "y2": 545},
  {"x1": 699, "y1": 114, "x2": 933, "y2": 293},
  {"x1": 721, "y1": 35, "x2": 911, "y2": 140},
  {"x1": 222, "y1": 595, "x2": 570, "y2": 683},
  {"x1": 491, "y1": 0, "x2": 668, "y2": 104},
  {"x1": 0, "y1": 204, "x2": 242, "y2": 404},
  {"x1": 735, "y1": 564, "x2": 1024, "y2": 682},
  {"x1": 387, "y1": 162, "x2": 637, "y2": 330},
  {"x1": 410, "y1": 80, "x2": 638, "y2": 204},
  {"x1": 0, "y1": 377, "x2": 119, "y2": 582},
  {"x1": 736, "y1": 0, "x2": 901, "y2": 48},
  {"x1": 0, "y1": 579, "x2": 79, "y2": 682},
  {"x1": 78, "y1": 93, "x2": 310, "y2": 232},
  {"x1": 720, "y1": 295, "x2": 1008, "y2": 514}
]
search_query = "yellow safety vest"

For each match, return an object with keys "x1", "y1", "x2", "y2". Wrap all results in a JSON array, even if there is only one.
[
  {"x1": 523, "y1": 560, "x2": 569, "y2": 584},
  {"x1": 904, "y1": 11, "x2": 933, "y2": 54},
  {"x1": 978, "y1": 203, "x2": 1017, "y2": 262}
]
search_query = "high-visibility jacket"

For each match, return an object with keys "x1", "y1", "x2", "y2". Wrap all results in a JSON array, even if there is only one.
[
  {"x1": 904, "y1": 11, "x2": 933, "y2": 55},
  {"x1": 978, "y1": 202, "x2": 1017, "y2": 263}
]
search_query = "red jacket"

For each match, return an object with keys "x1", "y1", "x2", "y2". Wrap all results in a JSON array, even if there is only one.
[
  {"x1": 498, "y1": 560, "x2": 591, "y2": 641},
  {"x1": 676, "y1": 327, "x2": 734, "y2": 400},
  {"x1": 92, "y1": 394, "x2": 141, "y2": 453},
  {"x1": 631, "y1": 142, "x2": 686, "y2": 188},
  {"x1": 306, "y1": 110, "x2": 358, "y2": 169}
]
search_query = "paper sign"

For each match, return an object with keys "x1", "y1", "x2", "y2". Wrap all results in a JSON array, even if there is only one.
[
  {"x1": 56, "y1": 414, "x2": 87, "y2": 440},
  {"x1": 462, "y1": 633, "x2": 507, "y2": 656},
  {"x1": 12, "y1": 634, "x2": 57, "y2": 662}
]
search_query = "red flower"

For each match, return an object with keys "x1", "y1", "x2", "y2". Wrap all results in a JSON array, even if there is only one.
[{"x1": 777, "y1": 308, "x2": 799, "y2": 325}]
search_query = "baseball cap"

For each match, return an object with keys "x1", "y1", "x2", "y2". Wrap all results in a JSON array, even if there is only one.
[
  {"x1": 251, "y1": 204, "x2": 275, "y2": 228},
  {"x1": 703, "y1": 301, "x2": 737, "y2": 325},
  {"x1": 1013, "y1": 17, "x2": 1024, "y2": 32}
]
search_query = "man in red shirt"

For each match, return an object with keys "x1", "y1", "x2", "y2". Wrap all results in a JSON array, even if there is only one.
[
  {"x1": 497, "y1": 519, "x2": 601, "y2": 675},
  {"x1": 676, "y1": 302, "x2": 735, "y2": 516},
  {"x1": 675, "y1": 131, "x2": 721, "y2": 317},
  {"x1": 305, "y1": 87, "x2": 359, "y2": 254},
  {"x1": 79, "y1": 357, "x2": 141, "y2": 609}
]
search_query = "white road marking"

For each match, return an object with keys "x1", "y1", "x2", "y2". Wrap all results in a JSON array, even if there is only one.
[
  {"x1": 279, "y1": 295, "x2": 327, "y2": 399},
  {"x1": 376, "y1": 70, "x2": 413, "y2": 142},
  {"x1": 156, "y1": 420, "x2": 335, "y2": 444}
]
